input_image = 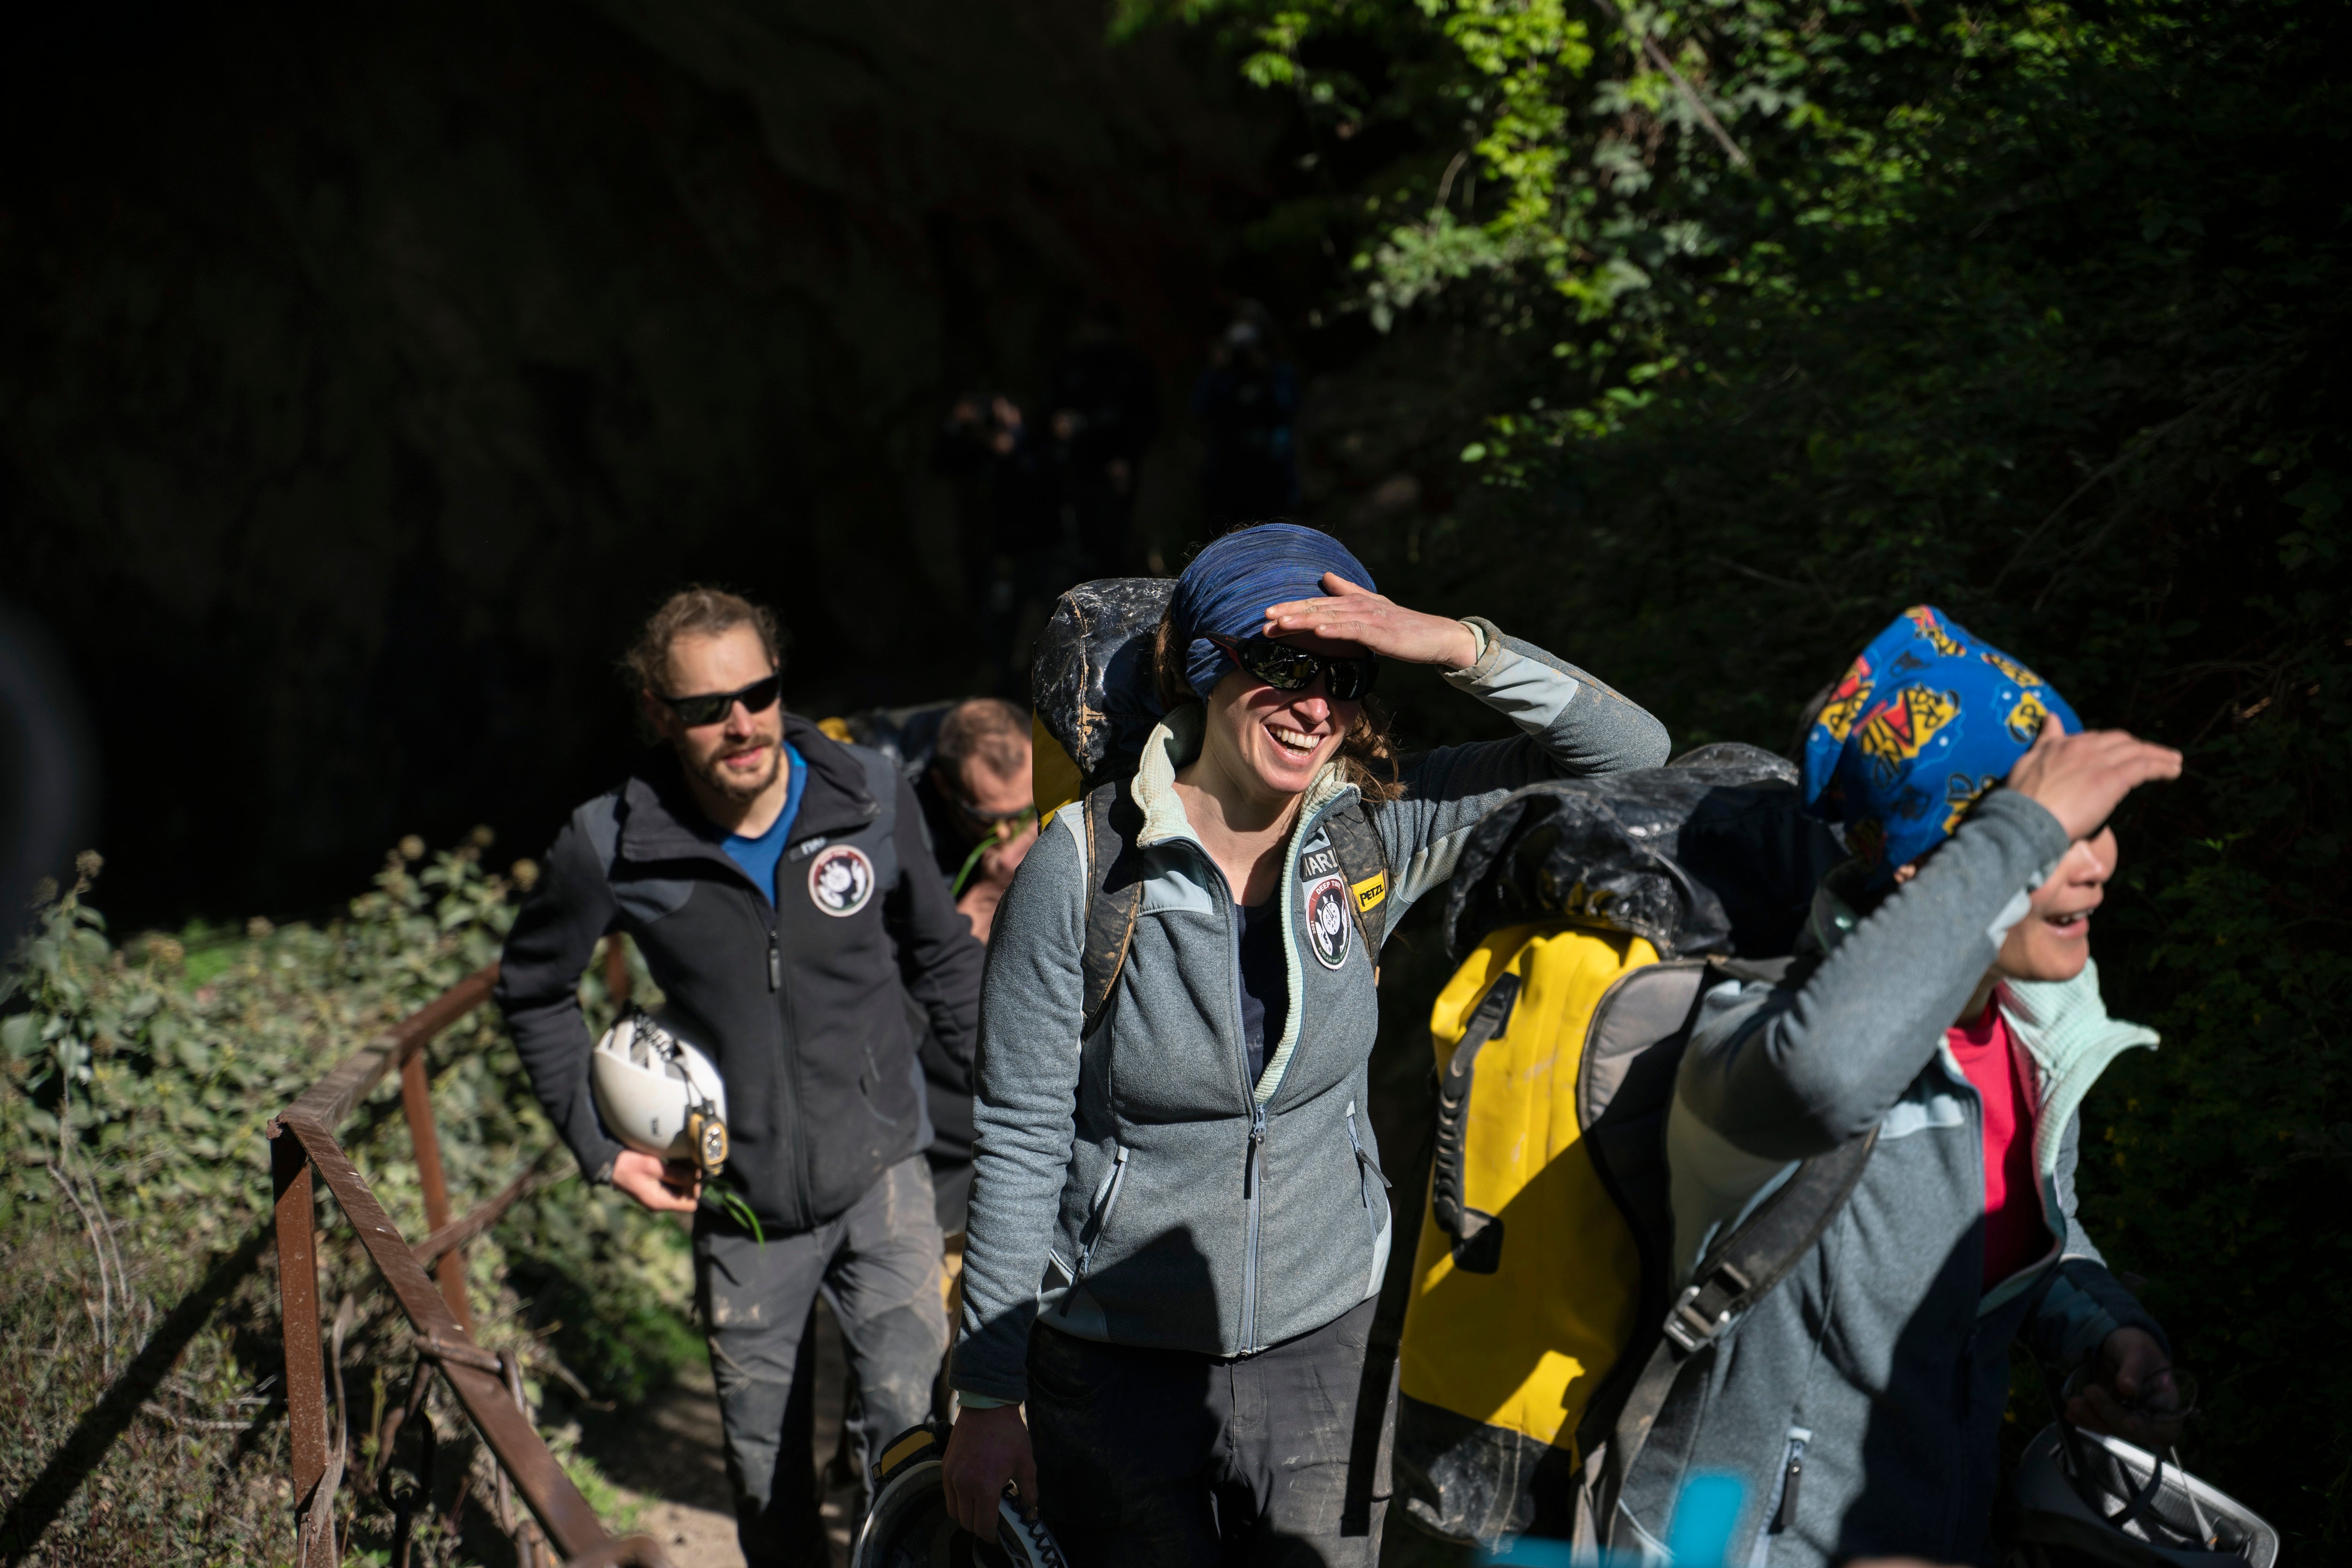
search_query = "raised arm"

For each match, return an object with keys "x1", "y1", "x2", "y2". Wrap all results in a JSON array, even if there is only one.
[
  {"x1": 951, "y1": 810, "x2": 1089, "y2": 1405},
  {"x1": 1267, "y1": 577, "x2": 1671, "y2": 916},
  {"x1": 493, "y1": 809, "x2": 625, "y2": 1184},
  {"x1": 1680, "y1": 788, "x2": 2071, "y2": 1162}
]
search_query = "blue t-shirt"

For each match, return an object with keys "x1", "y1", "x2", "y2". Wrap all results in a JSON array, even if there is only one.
[{"x1": 722, "y1": 743, "x2": 809, "y2": 904}]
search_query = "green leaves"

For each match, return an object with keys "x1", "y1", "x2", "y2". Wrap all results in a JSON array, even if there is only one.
[
  {"x1": 1, "y1": 829, "x2": 692, "y2": 1403},
  {"x1": 1146, "y1": 0, "x2": 2352, "y2": 1536}
]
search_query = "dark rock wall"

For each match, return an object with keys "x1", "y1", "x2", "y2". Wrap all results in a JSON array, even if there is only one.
[{"x1": 0, "y1": 0, "x2": 1278, "y2": 923}]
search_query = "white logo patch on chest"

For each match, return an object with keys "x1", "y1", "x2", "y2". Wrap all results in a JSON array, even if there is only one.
[
  {"x1": 1303, "y1": 875, "x2": 1352, "y2": 970},
  {"x1": 807, "y1": 844, "x2": 875, "y2": 916}
]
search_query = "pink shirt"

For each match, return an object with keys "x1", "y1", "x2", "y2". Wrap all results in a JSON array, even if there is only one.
[{"x1": 1945, "y1": 1008, "x2": 2047, "y2": 1289}]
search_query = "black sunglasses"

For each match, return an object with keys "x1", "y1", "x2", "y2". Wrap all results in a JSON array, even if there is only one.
[
  {"x1": 952, "y1": 791, "x2": 1039, "y2": 829},
  {"x1": 1208, "y1": 635, "x2": 1380, "y2": 702},
  {"x1": 659, "y1": 673, "x2": 783, "y2": 727}
]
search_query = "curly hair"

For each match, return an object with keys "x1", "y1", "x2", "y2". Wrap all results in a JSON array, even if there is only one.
[
  {"x1": 622, "y1": 586, "x2": 786, "y2": 695},
  {"x1": 1151, "y1": 611, "x2": 1404, "y2": 804}
]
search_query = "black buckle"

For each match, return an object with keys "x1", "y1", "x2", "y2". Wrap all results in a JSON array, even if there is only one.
[{"x1": 1663, "y1": 1262, "x2": 1751, "y2": 1353}]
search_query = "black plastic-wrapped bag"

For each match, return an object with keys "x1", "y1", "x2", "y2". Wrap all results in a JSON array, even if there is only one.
[
  {"x1": 1443, "y1": 743, "x2": 1844, "y2": 961},
  {"x1": 1029, "y1": 577, "x2": 1174, "y2": 799}
]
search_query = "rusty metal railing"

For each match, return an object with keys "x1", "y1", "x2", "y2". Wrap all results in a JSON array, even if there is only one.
[{"x1": 268, "y1": 944, "x2": 672, "y2": 1568}]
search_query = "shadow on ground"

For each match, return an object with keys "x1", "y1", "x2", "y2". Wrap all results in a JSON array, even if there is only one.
[
  {"x1": 575, "y1": 1301, "x2": 861, "y2": 1568},
  {"x1": 570, "y1": 1270, "x2": 1478, "y2": 1568}
]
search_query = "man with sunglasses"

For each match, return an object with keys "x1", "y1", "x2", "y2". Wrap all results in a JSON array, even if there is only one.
[
  {"x1": 903, "y1": 697, "x2": 1039, "y2": 1246},
  {"x1": 918, "y1": 697, "x2": 1041, "y2": 945},
  {"x1": 496, "y1": 586, "x2": 984, "y2": 1568}
]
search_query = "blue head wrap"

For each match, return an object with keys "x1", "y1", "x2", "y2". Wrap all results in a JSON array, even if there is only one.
[
  {"x1": 1802, "y1": 605, "x2": 2080, "y2": 883},
  {"x1": 1168, "y1": 524, "x2": 1377, "y2": 700}
]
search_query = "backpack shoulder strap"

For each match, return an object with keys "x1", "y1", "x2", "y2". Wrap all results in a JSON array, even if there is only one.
[
  {"x1": 1590, "y1": 1114, "x2": 1877, "y2": 1545},
  {"x1": 1429, "y1": 971, "x2": 1522, "y2": 1274},
  {"x1": 1078, "y1": 780, "x2": 1148, "y2": 1038},
  {"x1": 1321, "y1": 799, "x2": 1393, "y2": 952}
]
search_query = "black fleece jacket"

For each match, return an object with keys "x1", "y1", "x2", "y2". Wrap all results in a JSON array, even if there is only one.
[{"x1": 494, "y1": 715, "x2": 985, "y2": 1232}]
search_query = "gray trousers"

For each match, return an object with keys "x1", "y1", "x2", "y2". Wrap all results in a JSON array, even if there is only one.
[
  {"x1": 695, "y1": 1156, "x2": 947, "y2": 1568},
  {"x1": 1025, "y1": 1297, "x2": 1396, "y2": 1568}
]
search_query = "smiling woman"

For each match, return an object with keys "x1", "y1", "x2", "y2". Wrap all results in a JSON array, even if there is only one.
[
  {"x1": 940, "y1": 521, "x2": 1673, "y2": 1564},
  {"x1": 1635, "y1": 606, "x2": 2189, "y2": 1567}
]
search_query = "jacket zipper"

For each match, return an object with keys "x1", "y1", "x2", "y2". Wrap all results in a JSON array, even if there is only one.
[
  {"x1": 1242, "y1": 1101, "x2": 1267, "y2": 1351},
  {"x1": 1197, "y1": 841, "x2": 1270, "y2": 1354},
  {"x1": 755, "y1": 893, "x2": 812, "y2": 1234},
  {"x1": 1064, "y1": 1144, "x2": 1130, "y2": 1309},
  {"x1": 1188, "y1": 793, "x2": 1350, "y2": 1355},
  {"x1": 1768, "y1": 1427, "x2": 1812, "y2": 1535}
]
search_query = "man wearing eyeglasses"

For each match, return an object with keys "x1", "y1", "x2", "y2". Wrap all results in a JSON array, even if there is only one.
[
  {"x1": 495, "y1": 586, "x2": 984, "y2": 1568},
  {"x1": 916, "y1": 698, "x2": 1040, "y2": 943},
  {"x1": 899, "y1": 697, "x2": 1038, "y2": 1249}
]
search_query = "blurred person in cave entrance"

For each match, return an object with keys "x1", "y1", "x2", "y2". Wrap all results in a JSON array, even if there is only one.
[
  {"x1": 493, "y1": 587, "x2": 984, "y2": 1566},
  {"x1": 934, "y1": 392, "x2": 1070, "y2": 697},
  {"x1": 1192, "y1": 300, "x2": 1299, "y2": 527},
  {"x1": 1047, "y1": 299, "x2": 1162, "y2": 579}
]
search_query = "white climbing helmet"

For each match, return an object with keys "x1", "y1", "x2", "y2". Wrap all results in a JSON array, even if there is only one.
[
  {"x1": 854, "y1": 1424, "x2": 1069, "y2": 1568},
  {"x1": 590, "y1": 1008, "x2": 730, "y2": 1174},
  {"x1": 2010, "y1": 1420, "x2": 2279, "y2": 1566}
]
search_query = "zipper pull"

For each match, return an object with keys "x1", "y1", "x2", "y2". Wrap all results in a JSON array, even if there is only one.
[
  {"x1": 1773, "y1": 1447, "x2": 1805, "y2": 1533},
  {"x1": 1245, "y1": 1107, "x2": 1267, "y2": 1197},
  {"x1": 768, "y1": 933, "x2": 780, "y2": 992}
]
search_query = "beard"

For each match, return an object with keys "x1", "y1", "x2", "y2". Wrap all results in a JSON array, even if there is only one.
[{"x1": 691, "y1": 738, "x2": 782, "y2": 803}]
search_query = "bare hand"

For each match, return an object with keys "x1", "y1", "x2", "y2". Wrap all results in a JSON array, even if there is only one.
[
  {"x1": 943, "y1": 1403, "x2": 1038, "y2": 1542},
  {"x1": 1263, "y1": 574, "x2": 1480, "y2": 670},
  {"x1": 956, "y1": 820, "x2": 1038, "y2": 944},
  {"x1": 2004, "y1": 716, "x2": 2182, "y2": 841},
  {"x1": 611, "y1": 1148, "x2": 701, "y2": 1214},
  {"x1": 2070, "y1": 1327, "x2": 2188, "y2": 1449}
]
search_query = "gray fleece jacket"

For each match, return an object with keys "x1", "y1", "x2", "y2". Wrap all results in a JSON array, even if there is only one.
[
  {"x1": 1617, "y1": 789, "x2": 2166, "y2": 1567},
  {"x1": 952, "y1": 620, "x2": 1671, "y2": 1403}
]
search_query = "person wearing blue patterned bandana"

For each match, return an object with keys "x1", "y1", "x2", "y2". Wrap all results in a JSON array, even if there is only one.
[{"x1": 1613, "y1": 605, "x2": 2191, "y2": 1567}]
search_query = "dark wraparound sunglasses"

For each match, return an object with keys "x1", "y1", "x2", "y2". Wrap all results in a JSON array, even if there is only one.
[
  {"x1": 659, "y1": 673, "x2": 783, "y2": 727},
  {"x1": 1208, "y1": 634, "x2": 1380, "y2": 701},
  {"x1": 950, "y1": 791, "x2": 1039, "y2": 829}
]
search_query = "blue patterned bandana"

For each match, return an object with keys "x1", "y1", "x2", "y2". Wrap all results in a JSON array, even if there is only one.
[
  {"x1": 1802, "y1": 605, "x2": 2080, "y2": 883},
  {"x1": 1169, "y1": 524, "x2": 1377, "y2": 700}
]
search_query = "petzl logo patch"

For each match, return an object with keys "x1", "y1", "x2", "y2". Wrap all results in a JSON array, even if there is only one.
[
  {"x1": 1304, "y1": 875, "x2": 1352, "y2": 970},
  {"x1": 807, "y1": 844, "x2": 875, "y2": 917},
  {"x1": 1351, "y1": 871, "x2": 1387, "y2": 915}
]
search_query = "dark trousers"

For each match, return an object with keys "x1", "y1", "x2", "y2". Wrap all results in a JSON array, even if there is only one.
[
  {"x1": 696, "y1": 1156, "x2": 947, "y2": 1568},
  {"x1": 1026, "y1": 1298, "x2": 1395, "y2": 1568}
]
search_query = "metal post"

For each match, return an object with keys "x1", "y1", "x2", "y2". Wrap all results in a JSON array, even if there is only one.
[
  {"x1": 399, "y1": 1051, "x2": 473, "y2": 1334},
  {"x1": 272, "y1": 1127, "x2": 334, "y2": 1568}
]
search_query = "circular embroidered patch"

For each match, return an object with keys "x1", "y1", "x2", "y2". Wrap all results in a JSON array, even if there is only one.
[
  {"x1": 807, "y1": 844, "x2": 876, "y2": 917},
  {"x1": 1304, "y1": 875, "x2": 1352, "y2": 970}
]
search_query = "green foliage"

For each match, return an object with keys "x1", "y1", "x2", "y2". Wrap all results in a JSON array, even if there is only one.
[
  {"x1": 1, "y1": 839, "x2": 693, "y2": 1563},
  {"x1": 1140, "y1": 0, "x2": 2352, "y2": 1545}
]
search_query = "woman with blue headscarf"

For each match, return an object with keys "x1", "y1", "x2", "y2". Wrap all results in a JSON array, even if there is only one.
[
  {"x1": 942, "y1": 523, "x2": 1670, "y2": 1565},
  {"x1": 1612, "y1": 607, "x2": 2189, "y2": 1568}
]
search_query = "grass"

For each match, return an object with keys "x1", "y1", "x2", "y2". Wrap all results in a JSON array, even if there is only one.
[{"x1": 1, "y1": 843, "x2": 698, "y2": 1566}]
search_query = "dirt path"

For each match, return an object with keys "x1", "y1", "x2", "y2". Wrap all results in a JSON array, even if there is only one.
[{"x1": 576, "y1": 1302, "x2": 860, "y2": 1567}]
